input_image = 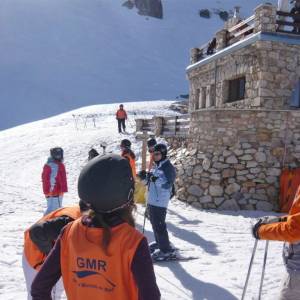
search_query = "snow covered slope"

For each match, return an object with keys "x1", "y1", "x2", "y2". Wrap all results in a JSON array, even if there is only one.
[
  {"x1": 0, "y1": 101, "x2": 285, "y2": 299},
  {"x1": 0, "y1": 0, "x2": 276, "y2": 129}
]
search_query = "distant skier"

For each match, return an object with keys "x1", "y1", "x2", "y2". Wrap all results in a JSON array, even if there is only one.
[
  {"x1": 147, "y1": 138, "x2": 157, "y2": 172},
  {"x1": 23, "y1": 202, "x2": 88, "y2": 300},
  {"x1": 252, "y1": 186, "x2": 300, "y2": 300},
  {"x1": 31, "y1": 154, "x2": 161, "y2": 300},
  {"x1": 42, "y1": 147, "x2": 68, "y2": 215},
  {"x1": 142, "y1": 143, "x2": 176, "y2": 261},
  {"x1": 116, "y1": 104, "x2": 128, "y2": 133},
  {"x1": 120, "y1": 139, "x2": 137, "y2": 178}
]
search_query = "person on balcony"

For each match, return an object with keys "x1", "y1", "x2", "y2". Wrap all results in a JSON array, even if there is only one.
[{"x1": 291, "y1": 0, "x2": 300, "y2": 33}]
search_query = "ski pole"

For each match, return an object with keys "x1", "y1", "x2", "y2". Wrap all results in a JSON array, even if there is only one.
[
  {"x1": 142, "y1": 207, "x2": 147, "y2": 234},
  {"x1": 258, "y1": 240, "x2": 269, "y2": 300},
  {"x1": 241, "y1": 239, "x2": 258, "y2": 300}
]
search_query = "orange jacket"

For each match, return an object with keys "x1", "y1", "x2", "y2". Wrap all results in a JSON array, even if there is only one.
[
  {"x1": 259, "y1": 189, "x2": 300, "y2": 242},
  {"x1": 60, "y1": 218, "x2": 143, "y2": 300},
  {"x1": 122, "y1": 150, "x2": 136, "y2": 178},
  {"x1": 24, "y1": 206, "x2": 81, "y2": 270},
  {"x1": 279, "y1": 168, "x2": 300, "y2": 213},
  {"x1": 116, "y1": 109, "x2": 127, "y2": 120}
]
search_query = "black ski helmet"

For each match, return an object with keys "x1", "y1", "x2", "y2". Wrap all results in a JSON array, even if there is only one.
[
  {"x1": 78, "y1": 154, "x2": 134, "y2": 213},
  {"x1": 50, "y1": 147, "x2": 64, "y2": 161},
  {"x1": 121, "y1": 139, "x2": 131, "y2": 149},
  {"x1": 154, "y1": 143, "x2": 168, "y2": 159},
  {"x1": 147, "y1": 138, "x2": 157, "y2": 148}
]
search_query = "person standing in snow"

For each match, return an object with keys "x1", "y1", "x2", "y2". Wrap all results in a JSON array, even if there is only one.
[
  {"x1": 23, "y1": 202, "x2": 88, "y2": 300},
  {"x1": 147, "y1": 138, "x2": 157, "y2": 172},
  {"x1": 120, "y1": 139, "x2": 137, "y2": 178},
  {"x1": 252, "y1": 186, "x2": 300, "y2": 300},
  {"x1": 31, "y1": 154, "x2": 161, "y2": 300},
  {"x1": 277, "y1": 0, "x2": 290, "y2": 31},
  {"x1": 116, "y1": 104, "x2": 128, "y2": 133},
  {"x1": 42, "y1": 147, "x2": 68, "y2": 216},
  {"x1": 146, "y1": 143, "x2": 176, "y2": 261}
]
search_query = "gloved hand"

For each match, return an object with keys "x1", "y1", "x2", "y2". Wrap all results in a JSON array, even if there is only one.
[
  {"x1": 137, "y1": 170, "x2": 147, "y2": 180},
  {"x1": 252, "y1": 216, "x2": 287, "y2": 239},
  {"x1": 149, "y1": 175, "x2": 159, "y2": 183}
]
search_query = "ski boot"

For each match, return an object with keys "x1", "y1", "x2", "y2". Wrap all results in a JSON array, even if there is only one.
[{"x1": 151, "y1": 248, "x2": 177, "y2": 262}]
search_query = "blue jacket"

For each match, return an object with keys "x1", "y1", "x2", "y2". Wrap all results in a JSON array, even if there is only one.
[{"x1": 147, "y1": 159, "x2": 176, "y2": 208}]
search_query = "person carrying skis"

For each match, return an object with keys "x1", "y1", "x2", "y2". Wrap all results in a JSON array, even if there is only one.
[
  {"x1": 31, "y1": 154, "x2": 161, "y2": 300},
  {"x1": 116, "y1": 104, "x2": 128, "y2": 133},
  {"x1": 145, "y1": 143, "x2": 176, "y2": 261},
  {"x1": 23, "y1": 201, "x2": 89, "y2": 300},
  {"x1": 252, "y1": 186, "x2": 300, "y2": 299},
  {"x1": 120, "y1": 139, "x2": 136, "y2": 178},
  {"x1": 42, "y1": 147, "x2": 68, "y2": 215},
  {"x1": 147, "y1": 138, "x2": 157, "y2": 172}
]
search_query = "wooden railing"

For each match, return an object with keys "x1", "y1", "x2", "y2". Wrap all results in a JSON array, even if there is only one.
[
  {"x1": 276, "y1": 11, "x2": 300, "y2": 34},
  {"x1": 136, "y1": 115, "x2": 190, "y2": 137},
  {"x1": 227, "y1": 15, "x2": 255, "y2": 45}
]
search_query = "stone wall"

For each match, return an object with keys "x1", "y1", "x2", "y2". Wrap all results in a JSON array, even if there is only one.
[
  {"x1": 188, "y1": 40, "x2": 300, "y2": 112},
  {"x1": 171, "y1": 109, "x2": 300, "y2": 211}
]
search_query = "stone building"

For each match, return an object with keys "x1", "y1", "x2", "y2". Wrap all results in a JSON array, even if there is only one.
[{"x1": 173, "y1": 4, "x2": 300, "y2": 211}]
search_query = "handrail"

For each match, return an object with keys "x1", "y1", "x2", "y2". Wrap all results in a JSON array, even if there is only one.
[{"x1": 228, "y1": 15, "x2": 255, "y2": 33}]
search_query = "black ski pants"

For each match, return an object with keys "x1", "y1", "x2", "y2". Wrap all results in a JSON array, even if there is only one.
[
  {"x1": 148, "y1": 204, "x2": 171, "y2": 252},
  {"x1": 117, "y1": 118, "x2": 126, "y2": 133}
]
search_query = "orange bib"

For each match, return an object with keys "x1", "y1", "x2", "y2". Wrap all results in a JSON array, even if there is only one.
[
  {"x1": 24, "y1": 206, "x2": 81, "y2": 270},
  {"x1": 123, "y1": 153, "x2": 136, "y2": 178},
  {"x1": 60, "y1": 219, "x2": 143, "y2": 300}
]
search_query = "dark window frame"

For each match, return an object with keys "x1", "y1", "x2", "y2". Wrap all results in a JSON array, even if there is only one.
[{"x1": 227, "y1": 76, "x2": 246, "y2": 102}]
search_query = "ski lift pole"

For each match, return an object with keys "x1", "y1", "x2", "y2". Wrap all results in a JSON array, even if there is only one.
[
  {"x1": 241, "y1": 239, "x2": 258, "y2": 300},
  {"x1": 258, "y1": 240, "x2": 269, "y2": 300}
]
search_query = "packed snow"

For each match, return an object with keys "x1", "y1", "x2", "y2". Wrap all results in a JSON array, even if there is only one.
[
  {"x1": 0, "y1": 101, "x2": 285, "y2": 300},
  {"x1": 0, "y1": 0, "x2": 277, "y2": 129}
]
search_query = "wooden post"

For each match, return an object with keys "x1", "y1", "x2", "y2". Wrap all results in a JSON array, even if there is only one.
[{"x1": 136, "y1": 131, "x2": 149, "y2": 171}]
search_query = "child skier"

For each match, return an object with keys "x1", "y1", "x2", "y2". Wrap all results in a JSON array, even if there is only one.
[
  {"x1": 23, "y1": 202, "x2": 88, "y2": 300},
  {"x1": 120, "y1": 139, "x2": 137, "y2": 178},
  {"x1": 146, "y1": 143, "x2": 176, "y2": 261},
  {"x1": 42, "y1": 147, "x2": 68, "y2": 215},
  {"x1": 31, "y1": 154, "x2": 160, "y2": 300},
  {"x1": 252, "y1": 186, "x2": 300, "y2": 299}
]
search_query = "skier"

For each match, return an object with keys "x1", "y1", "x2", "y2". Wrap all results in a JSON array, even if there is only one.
[
  {"x1": 23, "y1": 202, "x2": 88, "y2": 300},
  {"x1": 42, "y1": 147, "x2": 68, "y2": 215},
  {"x1": 147, "y1": 138, "x2": 157, "y2": 172},
  {"x1": 31, "y1": 154, "x2": 161, "y2": 300},
  {"x1": 145, "y1": 143, "x2": 176, "y2": 261},
  {"x1": 252, "y1": 186, "x2": 300, "y2": 300},
  {"x1": 116, "y1": 104, "x2": 128, "y2": 133},
  {"x1": 120, "y1": 139, "x2": 137, "y2": 178}
]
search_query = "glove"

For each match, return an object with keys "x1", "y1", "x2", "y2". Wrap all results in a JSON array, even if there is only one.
[
  {"x1": 252, "y1": 216, "x2": 287, "y2": 239},
  {"x1": 137, "y1": 170, "x2": 147, "y2": 180},
  {"x1": 149, "y1": 175, "x2": 159, "y2": 183}
]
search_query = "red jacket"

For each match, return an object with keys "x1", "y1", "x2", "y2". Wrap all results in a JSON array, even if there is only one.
[
  {"x1": 42, "y1": 158, "x2": 68, "y2": 197},
  {"x1": 116, "y1": 109, "x2": 127, "y2": 120}
]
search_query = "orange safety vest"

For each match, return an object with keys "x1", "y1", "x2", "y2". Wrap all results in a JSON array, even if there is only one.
[
  {"x1": 116, "y1": 109, "x2": 127, "y2": 119},
  {"x1": 60, "y1": 218, "x2": 143, "y2": 300},
  {"x1": 280, "y1": 168, "x2": 300, "y2": 213},
  {"x1": 123, "y1": 152, "x2": 136, "y2": 178},
  {"x1": 24, "y1": 206, "x2": 81, "y2": 270}
]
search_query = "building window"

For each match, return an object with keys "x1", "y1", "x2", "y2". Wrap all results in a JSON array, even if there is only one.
[
  {"x1": 201, "y1": 87, "x2": 207, "y2": 108},
  {"x1": 228, "y1": 76, "x2": 245, "y2": 102},
  {"x1": 209, "y1": 84, "x2": 216, "y2": 107},
  {"x1": 195, "y1": 89, "x2": 200, "y2": 110}
]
